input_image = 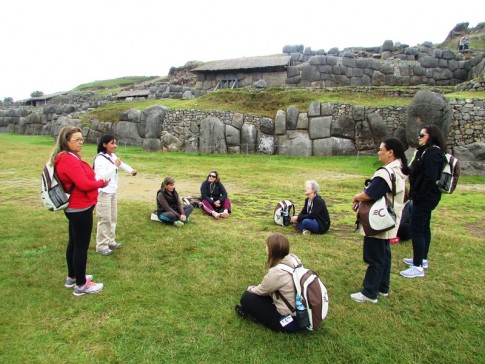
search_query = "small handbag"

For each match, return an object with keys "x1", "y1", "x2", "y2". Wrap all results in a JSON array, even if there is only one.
[{"x1": 356, "y1": 167, "x2": 397, "y2": 236}]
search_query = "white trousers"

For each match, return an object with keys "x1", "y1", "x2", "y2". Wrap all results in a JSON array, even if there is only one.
[{"x1": 96, "y1": 191, "x2": 118, "y2": 251}]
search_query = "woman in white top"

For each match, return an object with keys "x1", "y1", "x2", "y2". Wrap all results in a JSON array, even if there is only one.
[{"x1": 94, "y1": 135, "x2": 137, "y2": 256}]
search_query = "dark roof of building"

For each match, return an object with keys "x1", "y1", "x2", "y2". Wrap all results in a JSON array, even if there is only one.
[
  {"x1": 116, "y1": 90, "x2": 150, "y2": 98},
  {"x1": 192, "y1": 55, "x2": 291, "y2": 72},
  {"x1": 26, "y1": 91, "x2": 69, "y2": 102}
]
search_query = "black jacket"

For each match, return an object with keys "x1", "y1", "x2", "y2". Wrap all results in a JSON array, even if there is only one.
[
  {"x1": 409, "y1": 146, "x2": 444, "y2": 208},
  {"x1": 156, "y1": 188, "x2": 183, "y2": 217},
  {"x1": 200, "y1": 181, "x2": 228, "y2": 203},
  {"x1": 297, "y1": 194, "x2": 331, "y2": 234}
]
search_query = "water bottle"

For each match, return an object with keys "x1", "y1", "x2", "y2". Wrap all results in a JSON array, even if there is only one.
[
  {"x1": 282, "y1": 209, "x2": 290, "y2": 226},
  {"x1": 295, "y1": 294, "x2": 310, "y2": 329}
]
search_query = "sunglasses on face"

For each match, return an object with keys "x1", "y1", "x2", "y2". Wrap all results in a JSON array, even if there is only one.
[
  {"x1": 418, "y1": 133, "x2": 427, "y2": 138},
  {"x1": 208, "y1": 174, "x2": 216, "y2": 178}
]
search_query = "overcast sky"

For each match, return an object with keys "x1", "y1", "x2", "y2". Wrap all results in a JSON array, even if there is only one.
[{"x1": 1, "y1": 0, "x2": 483, "y2": 101}]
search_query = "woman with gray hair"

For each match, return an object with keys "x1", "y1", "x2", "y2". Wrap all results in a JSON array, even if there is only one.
[{"x1": 290, "y1": 180, "x2": 330, "y2": 235}]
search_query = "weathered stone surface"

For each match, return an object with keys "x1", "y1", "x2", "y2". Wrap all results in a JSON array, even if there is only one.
[
  {"x1": 227, "y1": 146, "x2": 240, "y2": 154},
  {"x1": 309, "y1": 116, "x2": 332, "y2": 139},
  {"x1": 406, "y1": 90, "x2": 452, "y2": 147},
  {"x1": 372, "y1": 71, "x2": 385, "y2": 86},
  {"x1": 355, "y1": 120, "x2": 375, "y2": 150},
  {"x1": 381, "y1": 40, "x2": 394, "y2": 52},
  {"x1": 393, "y1": 126, "x2": 408, "y2": 149},
  {"x1": 367, "y1": 112, "x2": 388, "y2": 144},
  {"x1": 241, "y1": 123, "x2": 257, "y2": 153},
  {"x1": 453, "y1": 142, "x2": 485, "y2": 176},
  {"x1": 182, "y1": 91, "x2": 194, "y2": 99},
  {"x1": 225, "y1": 125, "x2": 240, "y2": 145},
  {"x1": 278, "y1": 130, "x2": 312, "y2": 156},
  {"x1": 275, "y1": 110, "x2": 286, "y2": 135},
  {"x1": 52, "y1": 116, "x2": 82, "y2": 139},
  {"x1": 260, "y1": 117, "x2": 274, "y2": 134},
  {"x1": 143, "y1": 138, "x2": 161, "y2": 152},
  {"x1": 199, "y1": 116, "x2": 227, "y2": 153},
  {"x1": 296, "y1": 113, "x2": 308, "y2": 129},
  {"x1": 287, "y1": 106, "x2": 299, "y2": 130},
  {"x1": 314, "y1": 137, "x2": 357, "y2": 156},
  {"x1": 321, "y1": 102, "x2": 334, "y2": 116},
  {"x1": 232, "y1": 113, "x2": 244, "y2": 130},
  {"x1": 127, "y1": 109, "x2": 142, "y2": 123},
  {"x1": 253, "y1": 79, "x2": 268, "y2": 88},
  {"x1": 258, "y1": 133, "x2": 275, "y2": 154},
  {"x1": 332, "y1": 115, "x2": 355, "y2": 139},
  {"x1": 113, "y1": 121, "x2": 142, "y2": 145},
  {"x1": 161, "y1": 132, "x2": 183, "y2": 151},
  {"x1": 308, "y1": 102, "x2": 321, "y2": 117},
  {"x1": 145, "y1": 106, "x2": 166, "y2": 139}
]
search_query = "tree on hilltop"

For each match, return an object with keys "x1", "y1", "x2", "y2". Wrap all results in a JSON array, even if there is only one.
[{"x1": 30, "y1": 91, "x2": 44, "y2": 98}]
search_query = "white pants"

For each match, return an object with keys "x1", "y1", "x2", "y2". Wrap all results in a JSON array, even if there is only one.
[{"x1": 96, "y1": 191, "x2": 118, "y2": 251}]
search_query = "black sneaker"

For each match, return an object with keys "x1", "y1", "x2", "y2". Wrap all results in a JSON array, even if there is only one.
[{"x1": 235, "y1": 305, "x2": 258, "y2": 322}]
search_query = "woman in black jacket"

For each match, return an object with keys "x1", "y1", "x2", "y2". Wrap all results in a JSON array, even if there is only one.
[
  {"x1": 400, "y1": 125, "x2": 446, "y2": 278},
  {"x1": 200, "y1": 170, "x2": 232, "y2": 219},
  {"x1": 290, "y1": 180, "x2": 330, "y2": 235}
]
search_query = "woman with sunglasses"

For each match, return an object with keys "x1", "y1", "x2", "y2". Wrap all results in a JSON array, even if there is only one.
[
  {"x1": 50, "y1": 126, "x2": 110, "y2": 296},
  {"x1": 200, "y1": 170, "x2": 232, "y2": 219},
  {"x1": 400, "y1": 125, "x2": 446, "y2": 279}
]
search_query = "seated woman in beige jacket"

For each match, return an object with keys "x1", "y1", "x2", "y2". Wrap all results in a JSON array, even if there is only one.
[{"x1": 235, "y1": 232, "x2": 304, "y2": 333}]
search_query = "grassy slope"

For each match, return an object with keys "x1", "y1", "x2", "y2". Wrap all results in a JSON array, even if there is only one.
[{"x1": 0, "y1": 134, "x2": 484, "y2": 363}]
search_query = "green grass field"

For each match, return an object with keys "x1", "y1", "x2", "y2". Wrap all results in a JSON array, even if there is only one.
[{"x1": 0, "y1": 134, "x2": 484, "y2": 363}]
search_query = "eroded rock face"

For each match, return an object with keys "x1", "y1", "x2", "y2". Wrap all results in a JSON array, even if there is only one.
[
  {"x1": 277, "y1": 130, "x2": 312, "y2": 156},
  {"x1": 406, "y1": 90, "x2": 452, "y2": 147},
  {"x1": 199, "y1": 116, "x2": 227, "y2": 154},
  {"x1": 453, "y1": 142, "x2": 485, "y2": 176},
  {"x1": 145, "y1": 106, "x2": 167, "y2": 139}
]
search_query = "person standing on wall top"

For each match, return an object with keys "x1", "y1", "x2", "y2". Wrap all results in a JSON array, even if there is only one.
[{"x1": 94, "y1": 135, "x2": 137, "y2": 256}]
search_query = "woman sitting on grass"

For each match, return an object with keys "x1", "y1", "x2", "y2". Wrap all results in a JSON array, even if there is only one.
[
  {"x1": 235, "y1": 232, "x2": 304, "y2": 333},
  {"x1": 200, "y1": 170, "x2": 232, "y2": 219},
  {"x1": 290, "y1": 180, "x2": 331, "y2": 235},
  {"x1": 156, "y1": 176, "x2": 193, "y2": 228}
]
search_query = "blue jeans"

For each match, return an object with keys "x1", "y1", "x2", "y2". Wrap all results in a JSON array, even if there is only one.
[
  {"x1": 158, "y1": 205, "x2": 193, "y2": 223},
  {"x1": 296, "y1": 219, "x2": 319, "y2": 233},
  {"x1": 361, "y1": 236, "x2": 391, "y2": 299}
]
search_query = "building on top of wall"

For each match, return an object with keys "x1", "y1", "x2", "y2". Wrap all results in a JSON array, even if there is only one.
[
  {"x1": 23, "y1": 91, "x2": 69, "y2": 107},
  {"x1": 192, "y1": 55, "x2": 291, "y2": 91}
]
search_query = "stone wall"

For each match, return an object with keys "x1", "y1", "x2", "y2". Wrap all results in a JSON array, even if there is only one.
[
  {"x1": 283, "y1": 45, "x2": 485, "y2": 88},
  {"x1": 2, "y1": 98, "x2": 483, "y2": 155}
]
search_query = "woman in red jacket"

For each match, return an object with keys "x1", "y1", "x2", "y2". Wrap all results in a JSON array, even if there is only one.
[{"x1": 50, "y1": 126, "x2": 109, "y2": 296}]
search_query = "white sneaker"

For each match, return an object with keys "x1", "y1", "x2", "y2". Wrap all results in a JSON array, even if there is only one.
[
  {"x1": 73, "y1": 281, "x2": 104, "y2": 296},
  {"x1": 400, "y1": 265, "x2": 425, "y2": 278},
  {"x1": 150, "y1": 212, "x2": 161, "y2": 222},
  {"x1": 302, "y1": 229, "x2": 311, "y2": 235},
  {"x1": 173, "y1": 220, "x2": 184, "y2": 228},
  {"x1": 350, "y1": 292, "x2": 377, "y2": 303},
  {"x1": 403, "y1": 257, "x2": 428, "y2": 269}
]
